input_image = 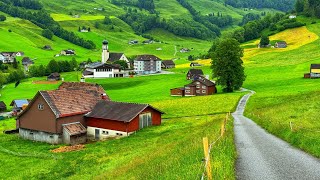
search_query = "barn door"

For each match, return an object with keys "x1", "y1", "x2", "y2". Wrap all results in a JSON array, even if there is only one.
[
  {"x1": 139, "y1": 113, "x2": 152, "y2": 129},
  {"x1": 95, "y1": 129, "x2": 100, "y2": 140}
]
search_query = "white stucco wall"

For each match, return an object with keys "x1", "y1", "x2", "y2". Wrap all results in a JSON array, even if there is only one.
[{"x1": 87, "y1": 126, "x2": 134, "y2": 140}]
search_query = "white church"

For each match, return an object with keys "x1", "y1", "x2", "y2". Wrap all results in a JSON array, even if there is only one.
[{"x1": 82, "y1": 40, "x2": 130, "y2": 78}]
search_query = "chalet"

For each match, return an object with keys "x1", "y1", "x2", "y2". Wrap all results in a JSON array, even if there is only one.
[
  {"x1": 142, "y1": 39, "x2": 153, "y2": 44},
  {"x1": 60, "y1": 49, "x2": 75, "y2": 56},
  {"x1": 22, "y1": 57, "x2": 34, "y2": 71},
  {"x1": 47, "y1": 72, "x2": 61, "y2": 81},
  {"x1": 43, "y1": 45, "x2": 52, "y2": 50},
  {"x1": 0, "y1": 101, "x2": 7, "y2": 112},
  {"x1": 10, "y1": 99, "x2": 29, "y2": 113},
  {"x1": 134, "y1": 55, "x2": 162, "y2": 75},
  {"x1": 275, "y1": 41, "x2": 287, "y2": 48},
  {"x1": 17, "y1": 82, "x2": 108, "y2": 144},
  {"x1": 0, "y1": 52, "x2": 16, "y2": 63},
  {"x1": 82, "y1": 62, "x2": 126, "y2": 78},
  {"x1": 310, "y1": 64, "x2": 320, "y2": 78},
  {"x1": 170, "y1": 87, "x2": 185, "y2": 96},
  {"x1": 85, "y1": 101, "x2": 164, "y2": 139},
  {"x1": 180, "y1": 48, "x2": 190, "y2": 53},
  {"x1": 129, "y1": 40, "x2": 138, "y2": 45},
  {"x1": 161, "y1": 60, "x2": 175, "y2": 69},
  {"x1": 186, "y1": 69, "x2": 204, "y2": 80},
  {"x1": 171, "y1": 76, "x2": 216, "y2": 97},
  {"x1": 190, "y1": 62, "x2": 202, "y2": 67}
]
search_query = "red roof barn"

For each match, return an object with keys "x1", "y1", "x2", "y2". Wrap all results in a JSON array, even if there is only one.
[{"x1": 85, "y1": 101, "x2": 164, "y2": 140}]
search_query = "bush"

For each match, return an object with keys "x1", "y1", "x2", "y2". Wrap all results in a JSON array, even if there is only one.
[{"x1": 0, "y1": 15, "x2": 6, "y2": 21}]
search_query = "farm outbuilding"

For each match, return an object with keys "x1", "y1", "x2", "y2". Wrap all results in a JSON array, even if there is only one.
[
  {"x1": 47, "y1": 73, "x2": 61, "y2": 81},
  {"x1": 170, "y1": 87, "x2": 185, "y2": 96},
  {"x1": 0, "y1": 101, "x2": 7, "y2": 112},
  {"x1": 275, "y1": 41, "x2": 287, "y2": 48},
  {"x1": 186, "y1": 69, "x2": 204, "y2": 80},
  {"x1": 85, "y1": 101, "x2": 164, "y2": 140}
]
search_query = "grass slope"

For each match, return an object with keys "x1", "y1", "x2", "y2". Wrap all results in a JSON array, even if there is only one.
[{"x1": 243, "y1": 17, "x2": 320, "y2": 157}]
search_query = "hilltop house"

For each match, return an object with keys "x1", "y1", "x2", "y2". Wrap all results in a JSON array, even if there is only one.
[
  {"x1": 47, "y1": 73, "x2": 61, "y2": 81},
  {"x1": 275, "y1": 41, "x2": 287, "y2": 48},
  {"x1": 186, "y1": 69, "x2": 204, "y2": 80},
  {"x1": 16, "y1": 82, "x2": 164, "y2": 144},
  {"x1": 17, "y1": 82, "x2": 108, "y2": 144},
  {"x1": 171, "y1": 76, "x2": 216, "y2": 96},
  {"x1": 134, "y1": 55, "x2": 162, "y2": 75},
  {"x1": 22, "y1": 57, "x2": 34, "y2": 71},
  {"x1": 161, "y1": 60, "x2": 175, "y2": 69},
  {"x1": 85, "y1": 101, "x2": 163, "y2": 140},
  {"x1": 0, "y1": 101, "x2": 7, "y2": 112},
  {"x1": 60, "y1": 49, "x2": 76, "y2": 56}
]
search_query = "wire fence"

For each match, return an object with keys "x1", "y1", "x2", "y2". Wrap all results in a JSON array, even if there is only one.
[{"x1": 200, "y1": 112, "x2": 230, "y2": 180}]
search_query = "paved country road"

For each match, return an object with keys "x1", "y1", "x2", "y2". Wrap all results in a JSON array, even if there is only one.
[{"x1": 232, "y1": 90, "x2": 320, "y2": 180}]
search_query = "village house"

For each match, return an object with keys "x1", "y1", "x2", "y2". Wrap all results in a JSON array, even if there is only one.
[
  {"x1": 289, "y1": 15, "x2": 297, "y2": 19},
  {"x1": 190, "y1": 62, "x2": 202, "y2": 67},
  {"x1": 0, "y1": 52, "x2": 16, "y2": 63},
  {"x1": 108, "y1": 52, "x2": 130, "y2": 68},
  {"x1": 60, "y1": 49, "x2": 76, "y2": 56},
  {"x1": 309, "y1": 64, "x2": 320, "y2": 78},
  {"x1": 17, "y1": 82, "x2": 108, "y2": 144},
  {"x1": 85, "y1": 101, "x2": 164, "y2": 140},
  {"x1": 0, "y1": 101, "x2": 7, "y2": 112},
  {"x1": 22, "y1": 57, "x2": 34, "y2": 71},
  {"x1": 180, "y1": 48, "x2": 190, "y2": 53},
  {"x1": 10, "y1": 99, "x2": 29, "y2": 113},
  {"x1": 128, "y1": 40, "x2": 138, "y2": 45},
  {"x1": 47, "y1": 72, "x2": 61, "y2": 81},
  {"x1": 161, "y1": 60, "x2": 175, "y2": 69},
  {"x1": 171, "y1": 76, "x2": 216, "y2": 97},
  {"x1": 142, "y1": 39, "x2": 153, "y2": 44},
  {"x1": 186, "y1": 69, "x2": 204, "y2": 80},
  {"x1": 134, "y1": 54, "x2": 162, "y2": 75},
  {"x1": 275, "y1": 41, "x2": 287, "y2": 48},
  {"x1": 43, "y1": 45, "x2": 52, "y2": 50}
]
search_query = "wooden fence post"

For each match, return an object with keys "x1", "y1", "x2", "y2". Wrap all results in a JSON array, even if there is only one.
[
  {"x1": 203, "y1": 137, "x2": 212, "y2": 180},
  {"x1": 290, "y1": 121, "x2": 293, "y2": 132},
  {"x1": 221, "y1": 122, "x2": 225, "y2": 137}
]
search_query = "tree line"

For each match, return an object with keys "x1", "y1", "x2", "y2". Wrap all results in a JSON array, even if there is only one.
[
  {"x1": 0, "y1": 0, "x2": 42, "y2": 10},
  {"x1": 0, "y1": 1, "x2": 96, "y2": 49},
  {"x1": 296, "y1": 0, "x2": 320, "y2": 18},
  {"x1": 224, "y1": 0, "x2": 294, "y2": 12},
  {"x1": 29, "y1": 59, "x2": 78, "y2": 77}
]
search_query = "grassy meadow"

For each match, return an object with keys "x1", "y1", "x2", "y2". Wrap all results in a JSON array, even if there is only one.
[{"x1": 243, "y1": 17, "x2": 320, "y2": 157}]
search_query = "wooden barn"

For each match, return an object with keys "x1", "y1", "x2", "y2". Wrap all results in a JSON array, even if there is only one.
[
  {"x1": 85, "y1": 101, "x2": 164, "y2": 140},
  {"x1": 47, "y1": 72, "x2": 61, "y2": 81},
  {"x1": 170, "y1": 87, "x2": 185, "y2": 96},
  {"x1": 17, "y1": 82, "x2": 108, "y2": 144},
  {"x1": 186, "y1": 69, "x2": 204, "y2": 80},
  {"x1": 275, "y1": 41, "x2": 287, "y2": 48},
  {"x1": 0, "y1": 101, "x2": 7, "y2": 112},
  {"x1": 162, "y1": 60, "x2": 175, "y2": 69}
]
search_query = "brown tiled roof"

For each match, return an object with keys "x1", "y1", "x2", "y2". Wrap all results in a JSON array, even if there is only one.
[
  {"x1": 62, "y1": 122, "x2": 87, "y2": 135},
  {"x1": 109, "y1": 53, "x2": 124, "y2": 62},
  {"x1": 136, "y1": 54, "x2": 161, "y2": 61},
  {"x1": 85, "y1": 101, "x2": 164, "y2": 122},
  {"x1": 162, "y1": 60, "x2": 175, "y2": 66},
  {"x1": 192, "y1": 77, "x2": 215, "y2": 87},
  {"x1": 310, "y1": 64, "x2": 320, "y2": 69},
  {"x1": 188, "y1": 69, "x2": 204, "y2": 76},
  {"x1": 170, "y1": 87, "x2": 185, "y2": 90},
  {"x1": 58, "y1": 82, "x2": 107, "y2": 99}
]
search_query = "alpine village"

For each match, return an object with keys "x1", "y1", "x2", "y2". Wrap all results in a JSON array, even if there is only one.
[{"x1": 0, "y1": 0, "x2": 319, "y2": 179}]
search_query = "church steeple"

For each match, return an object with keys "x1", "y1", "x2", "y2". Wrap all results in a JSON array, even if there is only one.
[{"x1": 102, "y1": 40, "x2": 109, "y2": 63}]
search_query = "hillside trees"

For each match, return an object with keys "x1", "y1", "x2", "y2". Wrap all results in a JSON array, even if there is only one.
[
  {"x1": 225, "y1": 0, "x2": 294, "y2": 12},
  {"x1": 210, "y1": 38, "x2": 245, "y2": 92},
  {"x1": 0, "y1": 2, "x2": 96, "y2": 49},
  {"x1": 296, "y1": 0, "x2": 320, "y2": 18},
  {"x1": 0, "y1": 15, "x2": 6, "y2": 21},
  {"x1": 137, "y1": 0, "x2": 155, "y2": 13},
  {"x1": 42, "y1": 29, "x2": 53, "y2": 39}
]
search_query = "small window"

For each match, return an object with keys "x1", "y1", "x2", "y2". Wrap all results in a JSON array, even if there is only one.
[
  {"x1": 202, "y1": 86, "x2": 206, "y2": 89},
  {"x1": 49, "y1": 135, "x2": 54, "y2": 138},
  {"x1": 196, "y1": 90, "x2": 200, "y2": 93},
  {"x1": 29, "y1": 132, "x2": 34, "y2": 135},
  {"x1": 38, "y1": 104, "x2": 44, "y2": 110},
  {"x1": 185, "y1": 90, "x2": 190, "y2": 93},
  {"x1": 196, "y1": 82, "x2": 200, "y2": 84},
  {"x1": 116, "y1": 133, "x2": 123, "y2": 136},
  {"x1": 102, "y1": 131, "x2": 108, "y2": 135},
  {"x1": 196, "y1": 85, "x2": 200, "y2": 88},
  {"x1": 202, "y1": 90, "x2": 206, "y2": 93}
]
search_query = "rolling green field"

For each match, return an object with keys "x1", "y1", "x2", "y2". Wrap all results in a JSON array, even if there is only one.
[
  {"x1": 243, "y1": 17, "x2": 320, "y2": 157},
  {"x1": 0, "y1": 62, "x2": 243, "y2": 179}
]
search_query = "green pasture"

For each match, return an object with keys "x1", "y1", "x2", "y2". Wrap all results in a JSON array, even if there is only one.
[{"x1": 243, "y1": 19, "x2": 320, "y2": 157}]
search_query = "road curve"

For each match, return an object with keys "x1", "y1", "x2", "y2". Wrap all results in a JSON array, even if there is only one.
[{"x1": 232, "y1": 90, "x2": 320, "y2": 180}]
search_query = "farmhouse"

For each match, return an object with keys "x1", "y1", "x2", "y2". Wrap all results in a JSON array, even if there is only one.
[
  {"x1": 134, "y1": 54, "x2": 162, "y2": 75},
  {"x1": 186, "y1": 69, "x2": 204, "y2": 80},
  {"x1": 275, "y1": 41, "x2": 287, "y2": 48},
  {"x1": 161, "y1": 60, "x2": 175, "y2": 69},
  {"x1": 47, "y1": 72, "x2": 61, "y2": 81},
  {"x1": 171, "y1": 76, "x2": 216, "y2": 97},
  {"x1": 10, "y1": 99, "x2": 29, "y2": 113},
  {"x1": 22, "y1": 57, "x2": 34, "y2": 71},
  {"x1": 60, "y1": 49, "x2": 76, "y2": 56},
  {"x1": 0, "y1": 52, "x2": 16, "y2": 63},
  {"x1": 43, "y1": 45, "x2": 52, "y2": 50},
  {"x1": 0, "y1": 101, "x2": 7, "y2": 112},
  {"x1": 180, "y1": 48, "x2": 190, "y2": 53},
  {"x1": 85, "y1": 101, "x2": 163, "y2": 140},
  {"x1": 17, "y1": 82, "x2": 108, "y2": 144}
]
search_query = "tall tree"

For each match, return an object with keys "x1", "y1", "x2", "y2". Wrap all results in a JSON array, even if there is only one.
[
  {"x1": 210, "y1": 38, "x2": 245, "y2": 92},
  {"x1": 259, "y1": 35, "x2": 270, "y2": 47}
]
